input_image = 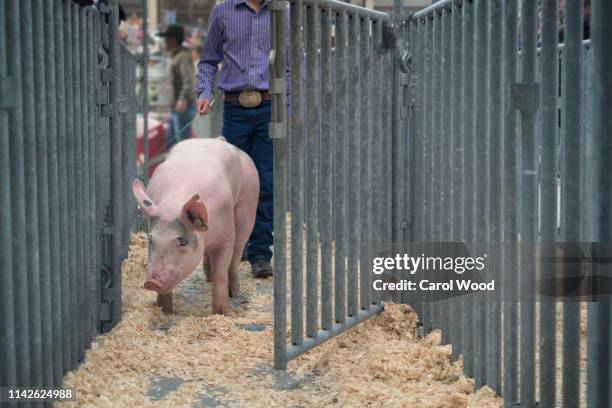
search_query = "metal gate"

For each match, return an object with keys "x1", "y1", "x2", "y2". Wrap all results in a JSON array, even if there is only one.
[
  {"x1": 0, "y1": 0, "x2": 137, "y2": 393},
  {"x1": 270, "y1": 0, "x2": 402, "y2": 369},
  {"x1": 403, "y1": 0, "x2": 612, "y2": 407}
]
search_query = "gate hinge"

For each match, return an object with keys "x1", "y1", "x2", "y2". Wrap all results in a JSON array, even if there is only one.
[
  {"x1": 96, "y1": 86, "x2": 109, "y2": 105},
  {"x1": 100, "y1": 68, "x2": 112, "y2": 83},
  {"x1": 0, "y1": 77, "x2": 19, "y2": 109},
  {"x1": 101, "y1": 224, "x2": 114, "y2": 235},
  {"x1": 509, "y1": 82, "x2": 540, "y2": 112},
  {"x1": 269, "y1": 77, "x2": 286, "y2": 95},
  {"x1": 98, "y1": 302, "x2": 112, "y2": 322},
  {"x1": 117, "y1": 95, "x2": 129, "y2": 113}
]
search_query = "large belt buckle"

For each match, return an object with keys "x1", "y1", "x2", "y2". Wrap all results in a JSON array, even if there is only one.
[{"x1": 238, "y1": 90, "x2": 262, "y2": 108}]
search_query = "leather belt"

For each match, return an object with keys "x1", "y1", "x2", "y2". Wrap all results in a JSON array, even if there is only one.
[{"x1": 224, "y1": 90, "x2": 271, "y2": 108}]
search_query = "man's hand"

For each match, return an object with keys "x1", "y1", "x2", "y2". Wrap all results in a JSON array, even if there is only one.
[
  {"x1": 175, "y1": 99, "x2": 188, "y2": 113},
  {"x1": 197, "y1": 98, "x2": 212, "y2": 116}
]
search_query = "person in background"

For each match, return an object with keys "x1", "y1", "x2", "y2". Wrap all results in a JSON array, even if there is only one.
[
  {"x1": 157, "y1": 24, "x2": 196, "y2": 149},
  {"x1": 191, "y1": 17, "x2": 207, "y2": 43},
  {"x1": 162, "y1": 0, "x2": 178, "y2": 26},
  {"x1": 195, "y1": 0, "x2": 289, "y2": 278},
  {"x1": 190, "y1": 39, "x2": 204, "y2": 71}
]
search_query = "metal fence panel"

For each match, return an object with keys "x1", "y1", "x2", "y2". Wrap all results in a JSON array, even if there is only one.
[
  {"x1": 273, "y1": 0, "x2": 388, "y2": 369},
  {"x1": 407, "y1": 0, "x2": 612, "y2": 407},
  {"x1": 0, "y1": 0, "x2": 137, "y2": 391}
]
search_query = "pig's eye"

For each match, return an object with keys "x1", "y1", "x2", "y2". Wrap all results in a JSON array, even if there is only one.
[{"x1": 177, "y1": 237, "x2": 189, "y2": 247}]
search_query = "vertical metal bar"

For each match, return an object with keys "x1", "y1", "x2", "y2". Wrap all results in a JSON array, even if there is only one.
[
  {"x1": 305, "y1": 3, "x2": 320, "y2": 340},
  {"x1": 122, "y1": 47, "x2": 130, "y2": 253},
  {"x1": 64, "y1": 0, "x2": 78, "y2": 370},
  {"x1": 80, "y1": 6, "x2": 92, "y2": 353},
  {"x1": 73, "y1": 3, "x2": 86, "y2": 364},
  {"x1": 290, "y1": 0, "x2": 305, "y2": 347},
  {"x1": 271, "y1": 0, "x2": 288, "y2": 370},
  {"x1": 320, "y1": 6, "x2": 333, "y2": 331},
  {"x1": 359, "y1": 16, "x2": 372, "y2": 311},
  {"x1": 346, "y1": 13, "x2": 360, "y2": 318},
  {"x1": 461, "y1": 0, "x2": 475, "y2": 378},
  {"x1": 57, "y1": 0, "x2": 71, "y2": 372},
  {"x1": 412, "y1": 16, "x2": 426, "y2": 320},
  {"x1": 431, "y1": 10, "x2": 441, "y2": 332},
  {"x1": 384, "y1": 16, "x2": 394, "y2": 258},
  {"x1": 422, "y1": 14, "x2": 433, "y2": 334},
  {"x1": 68, "y1": 2, "x2": 81, "y2": 367},
  {"x1": 108, "y1": 0, "x2": 123, "y2": 327},
  {"x1": 32, "y1": 0, "x2": 54, "y2": 387},
  {"x1": 410, "y1": 16, "x2": 423, "y2": 316},
  {"x1": 87, "y1": 8, "x2": 98, "y2": 344},
  {"x1": 391, "y1": 0, "x2": 404, "y2": 253},
  {"x1": 19, "y1": 19, "x2": 37, "y2": 408},
  {"x1": 486, "y1": 0, "x2": 502, "y2": 394},
  {"x1": 45, "y1": 0, "x2": 64, "y2": 386},
  {"x1": 519, "y1": 0, "x2": 538, "y2": 404},
  {"x1": 440, "y1": 6, "x2": 451, "y2": 346},
  {"x1": 472, "y1": 0, "x2": 489, "y2": 389},
  {"x1": 450, "y1": 0, "x2": 463, "y2": 363},
  {"x1": 20, "y1": 0, "x2": 44, "y2": 391},
  {"x1": 142, "y1": 0, "x2": 149, "y2": 182},
  {"x1": 561, "y1": 1, "x2": 583, "y2": 406},
  {"x1": 371, "y1": 18, "x2": 383, "y2": 307},
  {"x1": 7, "y1": 0, "x2": 32, "y2": 390},
  {"x1": 502, "y1": 0, "x2": 519, "y2": 404},
  {"x1": 333, "y1": 10, "x2": 348, "y2": 326},
  {"x1": 538, "y1": 0, "x2": 559, "y2": 406},
  {"x1": 586, "y1": 1, "x2": 612, "y2": 406},
  {"x1": 0, "y1": 0, "x2": 17, "y2": 389}
]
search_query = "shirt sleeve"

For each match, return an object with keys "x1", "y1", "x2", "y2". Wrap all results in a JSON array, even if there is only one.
[{"x1": 195, "y1": 6, "x2": 223, "y2": 101}]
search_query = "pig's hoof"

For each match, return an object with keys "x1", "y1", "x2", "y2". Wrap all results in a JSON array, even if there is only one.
[
  {"x1": 157, "y1": 293, "x2": 174, "y2": 314},
  {"x1": 229, "y1": 285, "x2": 240, "y2": 298}
]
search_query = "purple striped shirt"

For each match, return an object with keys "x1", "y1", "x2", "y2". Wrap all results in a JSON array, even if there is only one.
[{"x1": 195, "y1": 0, "x2": 289, "y2": 101}]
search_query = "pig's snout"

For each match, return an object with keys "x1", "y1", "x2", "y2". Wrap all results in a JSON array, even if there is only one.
[{"x1": 144, "y1": 279, "x2": 163, "y2": 292}]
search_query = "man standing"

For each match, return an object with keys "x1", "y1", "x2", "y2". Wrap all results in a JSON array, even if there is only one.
[
  {"x1": 157, "y1": 24, "x2": 196, "y2": 149},
  {"x1": 195, "y1": 0, "x2": 288, "y2": 278}
]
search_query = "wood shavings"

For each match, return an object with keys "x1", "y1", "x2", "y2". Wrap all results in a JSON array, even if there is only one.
[{"x1": 57, "y1": 233, "x2": 502, "y2": 407}]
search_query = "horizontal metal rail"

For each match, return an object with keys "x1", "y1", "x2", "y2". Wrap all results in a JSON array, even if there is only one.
[{"x1": 298, "y1": 0, "x2": 391, "y2": 22}]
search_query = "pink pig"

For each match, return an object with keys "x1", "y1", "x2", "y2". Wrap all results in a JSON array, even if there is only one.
[{"x1": 132, "y1": 138, "x2": 259, "y2": 314}]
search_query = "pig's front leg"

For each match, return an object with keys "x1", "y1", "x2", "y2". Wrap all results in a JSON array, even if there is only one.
[
  {"x1": 208, "y1": 247, "x2": 233, "y2": 314},
  {"x1": 203, "y1": 253, "x2": 212, "y2": 282},
  {"x1": 157, "y1": 292, "x2": 173, "y2": 314}
]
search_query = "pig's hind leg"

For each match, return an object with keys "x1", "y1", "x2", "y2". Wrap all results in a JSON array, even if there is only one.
[
  {"x1": 228, "y1": 204, "x2": 254, "y2": 298},
  {"x1": 203, "y1": 252, "x2": 212, "y2": 282}
]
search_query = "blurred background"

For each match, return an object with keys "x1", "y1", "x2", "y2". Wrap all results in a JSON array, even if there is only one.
[{"x1": 125, "y1": 0, "x2": 434, "y2": 176}]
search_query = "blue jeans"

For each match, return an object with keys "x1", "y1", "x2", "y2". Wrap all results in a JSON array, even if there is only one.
[
  {"x1": 223, "y1": 101, "x2": 273, "y2": 263},
  {"x1": 166, "y1": 104, "x2": 196, "y2": 150}
]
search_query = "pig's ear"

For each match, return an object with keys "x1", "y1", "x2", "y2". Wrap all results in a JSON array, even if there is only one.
[
  {"x1": 181, "y1": 194, "x2": 208, "y2": 232},
  {"x1": 132, "y1": 179, "x2": 156, "y2": 217}
]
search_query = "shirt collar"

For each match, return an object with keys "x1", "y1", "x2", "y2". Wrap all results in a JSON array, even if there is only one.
[{"x1": 235, "y1": 0, "x2": 270, "y2": 9}]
